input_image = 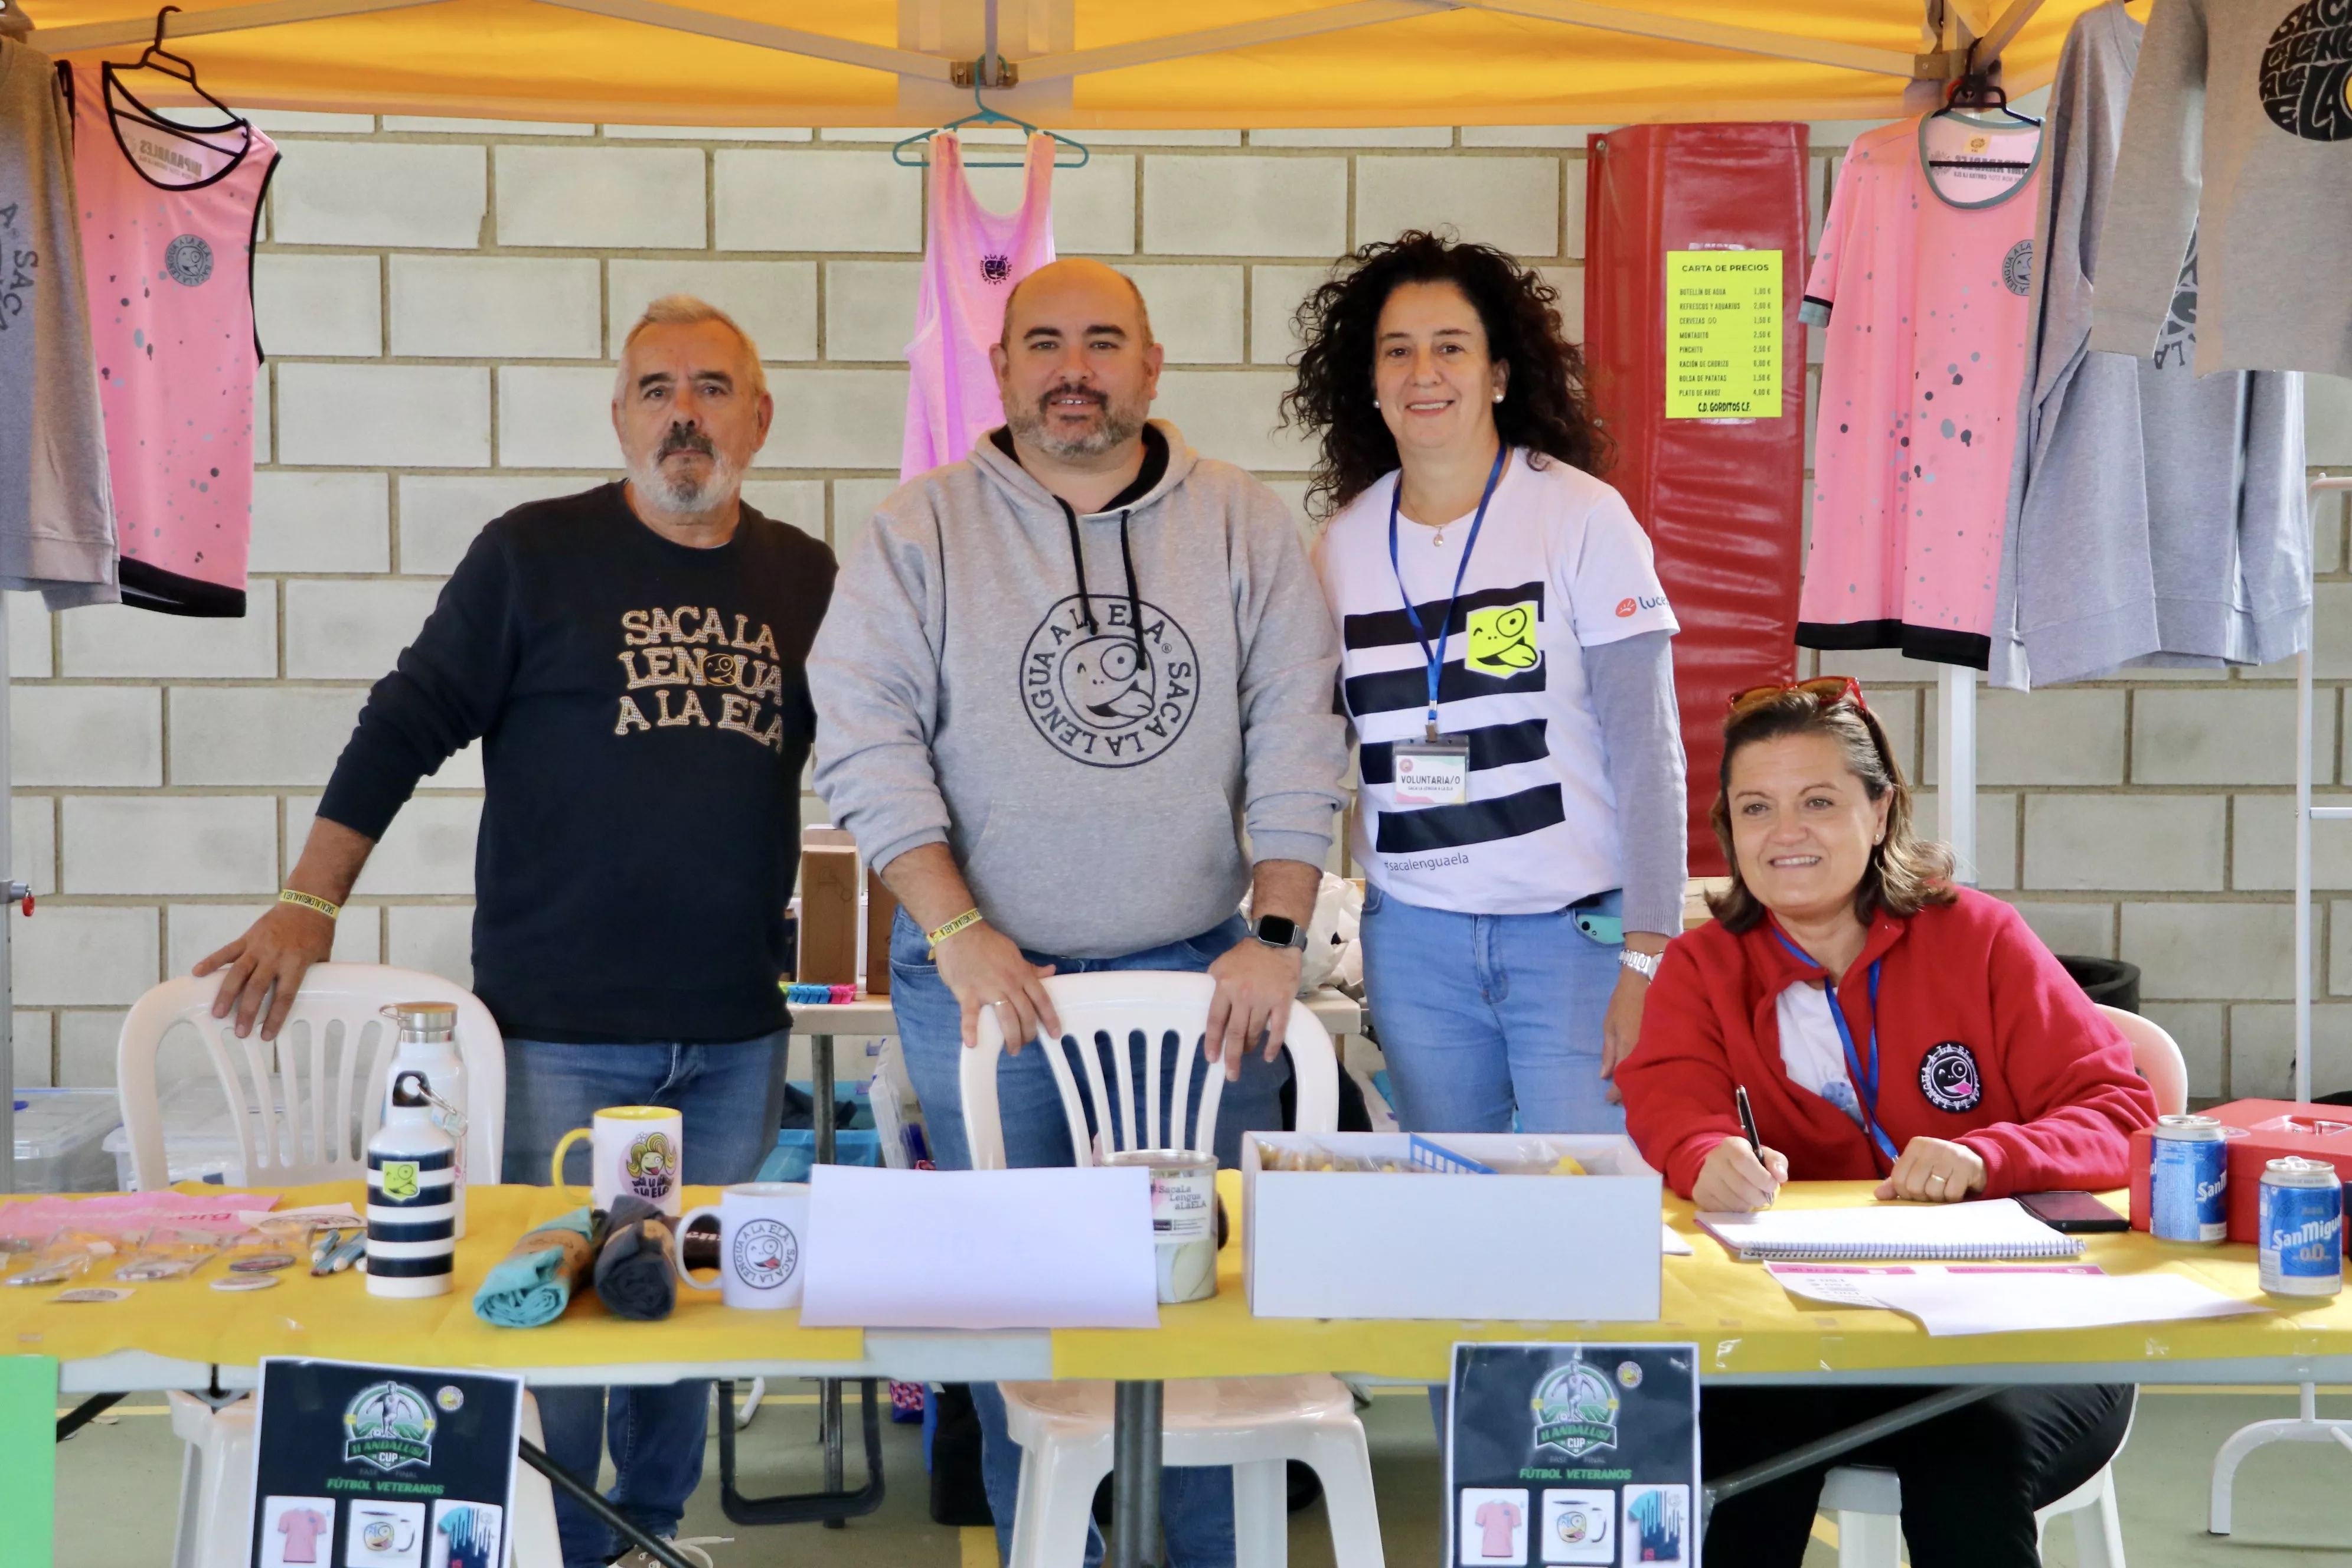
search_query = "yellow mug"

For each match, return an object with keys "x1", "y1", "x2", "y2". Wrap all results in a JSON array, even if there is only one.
[{"x1": 550, "y1": 1105, "x2": 684, "y2": 1218}]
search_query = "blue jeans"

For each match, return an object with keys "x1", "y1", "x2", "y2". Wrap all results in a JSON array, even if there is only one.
[
  {"x1": 891, "y1": 906, "x2": 1289, "y2": 1568},
  {"x1": 1358, "y1": 884, "x2": 1626, "y2": 1135},
  {"x1": 502, "y1": 1034, "x2": 785, "y2": 1568}
]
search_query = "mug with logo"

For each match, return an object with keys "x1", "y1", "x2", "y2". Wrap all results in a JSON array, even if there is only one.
[
  {"x1": 551, "y1": 1106, "x2": 684, "y2": 1219},
  {"x1": 679, "y1": 1182, "x2": 809, "y2": 1309}
]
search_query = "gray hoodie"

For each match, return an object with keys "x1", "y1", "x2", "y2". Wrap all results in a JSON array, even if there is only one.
[
  {"x1": 1992, "y1": 0, "x2": 2308, "y2": 690},
  {"x1": 809, "y1": 421, "x2": 1348, "y2": 959},
  {"x1": 2087, "y1": 0, "x2": 2352, "y2": 377}
]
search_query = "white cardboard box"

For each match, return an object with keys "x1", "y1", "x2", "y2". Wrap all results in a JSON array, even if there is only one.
[{"x1": 1242, "y1": 1132, "x2": 1663, "y2": 1321}]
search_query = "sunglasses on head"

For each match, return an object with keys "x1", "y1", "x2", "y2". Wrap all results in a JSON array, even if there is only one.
[{"x1": 1728, "y1": 675, "x2": 1867, "y2": 714}]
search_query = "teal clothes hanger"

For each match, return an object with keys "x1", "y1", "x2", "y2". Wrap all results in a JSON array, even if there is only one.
[{"x1": 891, "y1": 67, "x2": 1089, "y2": 169}]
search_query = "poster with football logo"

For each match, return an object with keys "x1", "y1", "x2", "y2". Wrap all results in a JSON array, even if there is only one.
[
  {"x1": 247, "y1": 1358, "x2": 522, "y2": 1568},
  {"x1": 1445, "y1": 1343, "x2": 1701, "y2": 1566}
]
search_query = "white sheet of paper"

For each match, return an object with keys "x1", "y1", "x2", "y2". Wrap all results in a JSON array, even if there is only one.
[
  {"x1": 799, "y1": 1164, "x2": 1160, "y2": 1330},
  {"x1": 1769, "y1": 1263, "x2": 2269, "y2": 1337},
  {"x1": 1662, "y1": 1224, "x2": 1694, "y2": 1257}
]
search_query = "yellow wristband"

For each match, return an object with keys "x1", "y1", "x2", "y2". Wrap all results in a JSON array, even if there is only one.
[
  {"x1": 926, "y1": 908, "x2": 984, "y2": 958},
  {"x1": 279, "y1": 888, "x2": 341, "y2": 921}
]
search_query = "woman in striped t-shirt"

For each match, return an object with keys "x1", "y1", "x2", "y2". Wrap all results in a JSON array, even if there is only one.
[{"x1": 1285, "y1": 231, "x2": 1688, "y2": 1135}]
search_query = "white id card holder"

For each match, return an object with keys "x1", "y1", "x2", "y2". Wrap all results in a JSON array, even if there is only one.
[{"x1": 1391, "y1": 739, "x2": 1469, "y2": 806}]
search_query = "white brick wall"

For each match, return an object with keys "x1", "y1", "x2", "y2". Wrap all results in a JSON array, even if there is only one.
[{"x1": 4, "y1": 116, "x2": 2346, "y2": 1102}]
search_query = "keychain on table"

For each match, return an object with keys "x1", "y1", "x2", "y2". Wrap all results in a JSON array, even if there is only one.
[{"x1": 1384, "y1": 445, "x2": 1508, "y2": 808}]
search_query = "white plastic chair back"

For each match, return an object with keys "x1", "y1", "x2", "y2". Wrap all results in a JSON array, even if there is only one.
[
  {"x1": 2096, "y1": 1004, "x2": 2190, "y2": 1117},
  {"x1": 962, "y1": 971, "x2": 1339, "y2": 1169},
  {"x1": 116, "y1": 964, "x2": 505, "y2": 1191}
]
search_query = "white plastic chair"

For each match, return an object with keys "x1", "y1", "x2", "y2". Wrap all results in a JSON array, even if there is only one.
[
  {"x1": 116, "y1": 964, "x2": 505, "y2": 1191},
  {"x1": 962, "y1": 971, "x2": 1380, "y2": 1568},
  {"x1": 1817, "y1": 1393, "x2": 2133, "y2": 1567},
  {"x1": 2095, "y1": 1005, "x2": 2189, "y2": 1117},
  {"x1": 165, "y1": 1388, "x2": 561, "y2": 1568}
]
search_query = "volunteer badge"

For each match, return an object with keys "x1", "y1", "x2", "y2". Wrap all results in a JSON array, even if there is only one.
[
  {"x1": 1530, "y1": 1358, "x2": 1619, "y2": 1458},
  {"x1": 344, "y1": 1381, "x2": 437, "y2": 1472}
]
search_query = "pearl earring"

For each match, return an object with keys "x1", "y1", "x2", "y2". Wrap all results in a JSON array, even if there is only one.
[{"x1": 1492, "y1": 391, "x2": 1504, "y2": 403}]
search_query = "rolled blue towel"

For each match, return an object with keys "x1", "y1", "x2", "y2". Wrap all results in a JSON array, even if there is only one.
[{"x1": 472, "y1": 1207, "x2": 601, "y2": 1328}]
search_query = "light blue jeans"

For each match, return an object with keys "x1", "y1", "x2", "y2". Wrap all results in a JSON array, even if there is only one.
[
  {"x1": 891, "y1": 906, "x2": 1291, "y2": 1568},
  {"x1": 1357, "y1": 884, "x2": 1627, "y2": 1135},
  {"x1": 502, "y1": 1034, "x2": 786, "y2": 1568}
]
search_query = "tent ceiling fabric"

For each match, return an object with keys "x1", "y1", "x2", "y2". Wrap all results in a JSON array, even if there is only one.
[{"x1": 24, "y1": 0, "x2": 2099, "y2": 127}]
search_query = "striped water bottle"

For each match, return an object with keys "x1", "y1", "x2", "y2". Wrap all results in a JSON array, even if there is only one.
[{"x1": 365, "y1": 1070, "x2": 457, "y2": 1298}]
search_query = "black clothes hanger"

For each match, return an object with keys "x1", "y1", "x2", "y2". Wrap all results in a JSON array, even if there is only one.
[
  {"x1": 1925, "y1": 54, "x2": 2041, "y2": 171},
  {"x1": 114, "y1": 6, "x2": 242, "y2": 125}
]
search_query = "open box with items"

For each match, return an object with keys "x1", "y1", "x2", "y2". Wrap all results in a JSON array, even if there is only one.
[{"x1": 1241, "y1": 1132, "x2": 1664, "y2": 1321}]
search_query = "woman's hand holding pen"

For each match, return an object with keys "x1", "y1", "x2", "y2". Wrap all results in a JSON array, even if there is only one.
[{"x1": 1694, "y1": 1135, "x2": 1788, "y2": 1212}]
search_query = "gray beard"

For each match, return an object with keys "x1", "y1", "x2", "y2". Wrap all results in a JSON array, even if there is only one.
[
  {"x1": 1007, "y1": 392, "x2": 1146, "y2": 461},
  {"x1": 628, "y1": 448, "x2": 740, "y2": 514}
]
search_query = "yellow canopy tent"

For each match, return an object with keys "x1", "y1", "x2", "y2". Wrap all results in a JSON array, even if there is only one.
[{"x1": 15, "y1": 0, "x2": 2093, "y2": 129}]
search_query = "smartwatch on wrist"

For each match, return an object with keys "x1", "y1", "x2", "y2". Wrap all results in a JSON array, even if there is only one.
[{"x1": 1251, "y1": 913, "x2": 1310, "y2": 952}]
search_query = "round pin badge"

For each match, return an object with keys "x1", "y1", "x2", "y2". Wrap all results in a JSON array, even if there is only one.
[
  {"x1": 211, "y1": 1274, "x2": 280, "y2": 1292},
  {"x1": 54, "y1": 1286, "x2": 135, "y2": 1304},
  {"x1": 230, "y1": 1254, "x2": 297, "y2": 1273}
]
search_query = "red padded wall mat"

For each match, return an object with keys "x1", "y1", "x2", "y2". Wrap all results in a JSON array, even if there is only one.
[{"x1": 1583, "y1": 122, "x2": 1810, "y2": 876}]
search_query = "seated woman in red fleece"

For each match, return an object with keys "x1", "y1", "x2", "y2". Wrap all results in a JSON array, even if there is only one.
[{"x1": 1617, "y1": 678, "x2": 2158, "y2": 1568}]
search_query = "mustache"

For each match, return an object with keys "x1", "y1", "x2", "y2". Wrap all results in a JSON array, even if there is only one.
[{"x1": 658, "y1": 424, "x2": 715, "y2": 459}]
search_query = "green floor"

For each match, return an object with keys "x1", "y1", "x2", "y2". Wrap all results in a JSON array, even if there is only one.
[{"x1": 53, "y1": 1386, "x2": 2352, "y2": 1565}]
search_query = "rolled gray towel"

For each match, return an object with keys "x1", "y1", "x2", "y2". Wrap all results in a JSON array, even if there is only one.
[{"x1": 592, "y1": 1195, "x2": 678, "y2": 1322}]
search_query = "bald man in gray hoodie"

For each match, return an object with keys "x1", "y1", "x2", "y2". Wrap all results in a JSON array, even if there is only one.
[{"x1": 809, "y1": 259, "x2": 1347, "y2": 1566}]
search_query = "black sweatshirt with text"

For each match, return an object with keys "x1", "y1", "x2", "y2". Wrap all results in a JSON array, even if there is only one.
[{"x1": 318, "y1": 484, "x2": 837, "y2": 1042}]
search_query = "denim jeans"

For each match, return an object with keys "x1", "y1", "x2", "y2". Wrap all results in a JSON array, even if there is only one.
[
  {"x1": 1357, "y1": 884, "x2": 1627, "y2": 1135},
  {"x1": 891, "y1": 906, "x2": 1290, "y2": 1568},
  {"x1": 502, "y1": 1034, "x2": 785, "y2": 1568}
]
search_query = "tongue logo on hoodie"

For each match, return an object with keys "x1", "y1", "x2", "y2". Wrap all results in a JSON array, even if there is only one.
[{"x1": 1022, "y1": 594, "x2": 1200, "y2": 767}]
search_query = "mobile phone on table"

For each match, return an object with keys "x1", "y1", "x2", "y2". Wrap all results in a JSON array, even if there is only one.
[{"x1": 2017, "y1": 1190, "x2": 2130, "y2": 1233}]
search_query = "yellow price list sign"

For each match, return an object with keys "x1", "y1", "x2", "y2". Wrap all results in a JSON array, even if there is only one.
[{"x1": 1665, "y1": 250, "x2": 1783, "y2": 419}]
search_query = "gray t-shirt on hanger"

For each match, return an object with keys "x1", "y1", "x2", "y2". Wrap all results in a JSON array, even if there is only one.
[
  {"x1": 2088, "y1": 0, "x2": 2352, "y2": 378},
  {"x1": 1991, "y1": 0, "x2": 2307, "y2": 690},
  {"x1": 0, "y1": 35, "x2": 117, "y2": 609}
]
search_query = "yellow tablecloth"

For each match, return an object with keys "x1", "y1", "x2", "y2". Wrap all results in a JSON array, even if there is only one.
[
  {"x1": 6, "y1": 1180, "x2": 2348, "y2": 1384},
  {"x1": 0, "y1": 1184, "x2": 865, "y2": 1370},
  {"x1": 1055, "y1": 1177, "x2": 2352, "y2": 1382}
]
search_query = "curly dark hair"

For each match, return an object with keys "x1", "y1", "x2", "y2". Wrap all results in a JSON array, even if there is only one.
[{"x1": 1277, "y1": 230, "x2": 1608, "y2": 518}]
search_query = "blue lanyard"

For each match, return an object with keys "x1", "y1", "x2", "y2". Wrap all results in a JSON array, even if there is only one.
[
  {"x1": 1770, "y1": 929, "x2": 1900, "y2": 1167},
  {"x1": 1387, "y1": 445, "x2": 1510, "y2": 741}
]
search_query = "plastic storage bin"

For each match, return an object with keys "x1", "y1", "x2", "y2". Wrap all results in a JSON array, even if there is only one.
[
  {"x1": 102, "y1": 1077, "x2": 296, "y2": 1190},
  {"x1": 13, "y1": 1089, "x2": 124, "y2": 1193}
]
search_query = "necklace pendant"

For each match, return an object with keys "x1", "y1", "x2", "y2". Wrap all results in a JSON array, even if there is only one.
[{"x1": 1433, "y1": 528, "x2": 1446, "y2": 547}]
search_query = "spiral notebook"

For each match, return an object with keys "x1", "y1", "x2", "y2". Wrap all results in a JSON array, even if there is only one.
[{"x1": 1695, "y1": 1198, "x2": 2085, "y2": 1262}]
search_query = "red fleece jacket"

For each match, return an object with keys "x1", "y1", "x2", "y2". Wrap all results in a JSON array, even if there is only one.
[{"x1": 1619, "y1": 888, "x2": 2157, "y2": 1200}]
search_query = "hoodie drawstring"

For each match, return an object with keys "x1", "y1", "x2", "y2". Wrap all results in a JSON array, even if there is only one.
[
  {"x1": 1055, "y1": 497, "x2": 1098, "y2": 635},
  {"x1": 1056, "y1": 499, "x2": 1148, "y2": 665}
]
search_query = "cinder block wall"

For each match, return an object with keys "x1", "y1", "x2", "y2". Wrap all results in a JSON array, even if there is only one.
[{"x1": 12, "y1": 115, "x2": 2349, "y2": 1102}]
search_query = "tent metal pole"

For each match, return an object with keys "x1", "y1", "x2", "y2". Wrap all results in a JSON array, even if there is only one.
[
  {"x1": 1, "y1": 593, "x2": 13, "y2": 1194},
  {"x1": 31, "y1": 0, "x2": 446, "y2": 57},
  {"x1": 1939, "y1": 664, "x2": 1977, "y2": 887}
]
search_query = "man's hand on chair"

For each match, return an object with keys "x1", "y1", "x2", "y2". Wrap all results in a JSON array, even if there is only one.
[
  {"x1": 938, "y1": 922, "x2": 1060, "y2": 1053},
  {"x1": 195, "y1": 903, "x2": 335, "y2": 1042},
  {"x1": 1204, "y1": 938, "x2": 1302, "y2": 1082}
]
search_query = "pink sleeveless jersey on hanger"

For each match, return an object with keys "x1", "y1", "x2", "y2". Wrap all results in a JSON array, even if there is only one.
[
  {"x1": 899, "y1": 132, "x2": 1054, "y2": 481},
  {"x1": 66, "y1": 63, "x2": 276, "y2": 616}
]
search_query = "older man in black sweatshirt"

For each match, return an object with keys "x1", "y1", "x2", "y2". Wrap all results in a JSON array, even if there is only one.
[{"x1": 197, "y1": 296, "x2": 835, "y2": 1568}]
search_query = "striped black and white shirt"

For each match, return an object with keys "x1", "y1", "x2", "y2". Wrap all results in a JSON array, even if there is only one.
[{"x1": 1313, "y1": 449, "x2": 1678, "y2": 914}]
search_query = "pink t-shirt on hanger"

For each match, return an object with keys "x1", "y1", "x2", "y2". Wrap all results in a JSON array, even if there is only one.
[
  {"x1": 1797, "y1": 111, "x2": 2042, "y2": 669},
  {"x1": 900, "y1": 131, "x2": 1056, "y2": 480},
  {"x1": 65, "y1": 61, "x2": 276, "y2": 618}
]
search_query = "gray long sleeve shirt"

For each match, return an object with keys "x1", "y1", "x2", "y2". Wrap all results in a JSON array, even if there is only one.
[
  {"x1": 2088, "y1": 0, "x2": 2352, "y2": 377},
  {"x1": 1994, "y1": 0, "x2": 2308, "y2": 690},
  {"x1": 809, "y1": 420, "x2": 1349, "y2": 959},
  {"x1": 0, "y1": 38, "x2": 117, "y2": 609}
]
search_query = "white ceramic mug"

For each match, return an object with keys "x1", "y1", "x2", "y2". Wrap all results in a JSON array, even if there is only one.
[
  {"x1": 679, "y1": 1182, "x2": 810, "y2": 1309},
  {"x1": 551, "y1": 1106, "x2": 684, "y2": 1219}
]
